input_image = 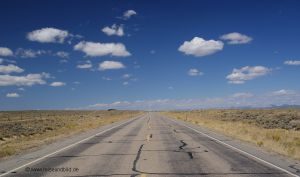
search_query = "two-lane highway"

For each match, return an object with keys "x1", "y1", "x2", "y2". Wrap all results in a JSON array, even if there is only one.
[{"x1": 1, "y1": 112, "x2": 299, "y2": 177}]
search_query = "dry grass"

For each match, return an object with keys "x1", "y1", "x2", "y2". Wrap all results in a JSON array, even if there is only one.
[
  {"x1": 0, "y1": 110, "x2": 142, "y2": 159},
  {"x1": 162, "y1": 109, "x2": 300, "y2": 160}
]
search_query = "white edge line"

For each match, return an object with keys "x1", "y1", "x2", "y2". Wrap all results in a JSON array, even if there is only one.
[
  {"x1": 0, "y1": 116, "x2": 141, "y2": 177},
  {"x1": 168, "y1": 118, "x2": 299, "y2": 177}
]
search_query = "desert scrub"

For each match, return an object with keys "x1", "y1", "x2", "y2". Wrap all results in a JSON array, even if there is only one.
[
  {"x1": 162, "y1": 109, "x2": 300, "y2": 160},
  {"x1": 0, "y1": 110, "x2": 143, "y2": 159}
]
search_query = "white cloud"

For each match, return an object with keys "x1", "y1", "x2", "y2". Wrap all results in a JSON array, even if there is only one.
[
  {"x1": 0, "y1": 47, "x2": 13, "y2": 57},
  {"x1": 0, "y1": 73, "x2": 49, "y2": 86},
  {"x1": 188, "y1": 68, "x2": 203, "y2": 76},
  {"x1": 122, "y1": 74, "x2": 132, "y2": 79},
  {"x1": 56, "y1": 51, "x2": 69, "y2": 58},
  {"x1": 27, "y1": 27, "x2": 69, "y2": 43},
  {"x1": 123, "y1": 81, "x2": 129, "y2": 85},
  {"x1": 0, "y1": 64, "x2": 24, "y2": 74},
  {"x1": 50, "y1": 82, "x2": 66, "y2": 87},
  {"x1": 102, "y1": 76, "x2": 112, "y2": 81},
  {"x1": 102, "y1": 24, "x2": 124, "y2": 36},
  {"x1": 178, "y1": 37, "x2": 223, "y2": 57},
  {"x1": 77, "y1": 63, "x2": 92, "y2": 69},
  {"x1": 41, "y1": 72, "x2": 52, "y2": 79},
  {"x1": 89, "y1": 103, "x2": 108, "y2": 107},
  {"x1": 77, "y1": 60, "x2": 92, "y2": 69},
  {"x1": 74, "y1": 41, "x2": 131, "y2": 57},
  {"x1": 226, "y1": 66, "x2": 271, "y2": 84},
  {"x1": 284, "y1": 60, "x2": 300, "y2": 66},
  {"x1": 84, "y1": 90, "x2": 300, "y2": 110},
  {"x1": 98, "y1": 61, "x2": 125, "y2": 70},
  {"x1": 89, "y1": 101, "x2": 131, "y2": 108},
  {"x1": 0, "y1": 58, "x2": 16, "y2": 64},
  {"x1": 220, "y1": 32, "x2": 252, "y2": 44},
  {"x1": 6, "y1": 92, "x2": 20, "y2": 98},
  {"x1": 16, "y1": 48, "x2": 48, "y2": 58},
  {"x1": 271, "y1": 89, "x2": 296, "y2": 96},
  {"x1": 123, "y1": 10, "x2": 137, "y2": 19},
  {"x1": 231, "y1": 92, "x2": 253, "y2": 98}
]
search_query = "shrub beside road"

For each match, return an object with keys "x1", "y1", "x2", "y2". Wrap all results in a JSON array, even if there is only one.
[
  {"x1": 162, "y1": 109, "x2": 300, "y2": 160},
  {"x1": 0, "y1": 110, "x2": 142, "y2": 158}
]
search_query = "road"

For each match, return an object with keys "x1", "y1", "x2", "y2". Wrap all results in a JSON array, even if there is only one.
[{"x1": 1, "y1": 112, "x2": 299, "y2": 177}]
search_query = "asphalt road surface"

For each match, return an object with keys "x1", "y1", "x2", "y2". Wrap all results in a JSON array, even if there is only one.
[{"x1": 1, "y1": 112, "x2": 299, "y2": 177}]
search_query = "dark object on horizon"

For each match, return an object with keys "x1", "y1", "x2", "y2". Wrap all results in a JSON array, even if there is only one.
[{"x1": 107, "y1": 109, "x2": 117, "y2": 111}]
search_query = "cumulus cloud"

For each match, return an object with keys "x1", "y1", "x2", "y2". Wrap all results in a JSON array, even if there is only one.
[
  {"x1": 18, "y1": 87, "x2": 25, "y2": 91},
  {"x1": 77, "y1": 60, "x2": 92, "y2": 69},
  {"x1": 226, "y1": 66, "x2": 271, "y2": 84},
  {"x1": 271, "y1": 89, "x2": 296, "y2": 96},
  {"x1": 27, "y1": 27, "x2": 69, "y2": 43},
  {"x1": 50, "y1": 81, "x2": 66, "y2": 87},
  {"x1": 74, "y1": 41, "x2": 131, "y2": 57},
  {"x1": 99, "y1": 61, "x2": 125, "y2": 71},
  {"x1": 0, "y1": 73, "x2": 49, "y2": 86},
  {"x1": 187, "y1": 68, "x2": 203, "y2": 76},
  {"x1": 122, "y1": 74, "x2": 132, "y2": 79},
  {"x1": 102, "y1": 24, "x2": 124, "y2": 36},
  {"x1": 284, "y1": 60, "x2": 300, "y2": 66},
  {"x1": 231, "y1": 92, "x2": 253, "y2": 98},
  {"x1": 178, "y1": 37, "x2": 223, "y2": 57},
  {"x1": 2, "y1": 59, "x2": 16, "y2": 64},
  {"x1": 0, "y1": 47, "x2": 13, "y2": 57},
  {"x1": 123, "y1": 10, "x2": 137, "y2": 19},
  {"x1": 0, "y1": 64, "x2": 24, "y2": 74},
  {"x1": 16, "y1": 49, "x2": 69, "y2": 59},
  {"x1": 6, "y1": 92, "x2": 20, "y2": 98},
  {"x1": 84, "y1": 90, "x2": 300, "y2": 110},
  {"x1": 102, "y1": 76, "x2": 112, "y2": 81},
  {"x1": 55, "y1": 51, "x2": 69, "y2": 58},
  {"x1": 16, "y1": 48, "x2": 48, "y2": 58},
  {"x1": 89, "y1": 101, "x2": 131, "y2": 108},
  {"x1": 220, "y1": 32, "x2": 252, "y2": 44}
]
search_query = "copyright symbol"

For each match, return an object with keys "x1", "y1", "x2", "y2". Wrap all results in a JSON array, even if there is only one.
[{"x1": 25, "y1": 167, "x2": 30, "y2": 172}]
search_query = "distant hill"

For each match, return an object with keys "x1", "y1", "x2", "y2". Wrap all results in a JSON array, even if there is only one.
[{"x1": 268, "y1": 104, "x2": 300, "y2": 109}]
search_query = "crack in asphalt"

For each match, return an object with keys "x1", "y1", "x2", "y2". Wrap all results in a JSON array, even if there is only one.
[
  {"x1": 179, "y1": 140, "x2": 194, "y2": 159},
  {"x1": 131, "y1": 144, "x2": 144, "y2": 177},
  {"x1": 179, "y1": 140, "x2": 187, "y2": 150},
  {"x1": 187, "y1": 151, "x2": 194, "y2": 159}
]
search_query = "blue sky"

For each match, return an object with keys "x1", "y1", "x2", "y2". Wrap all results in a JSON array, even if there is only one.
[{"x1": 0, "y1": 0, "x2": 300, "y2": 110}]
